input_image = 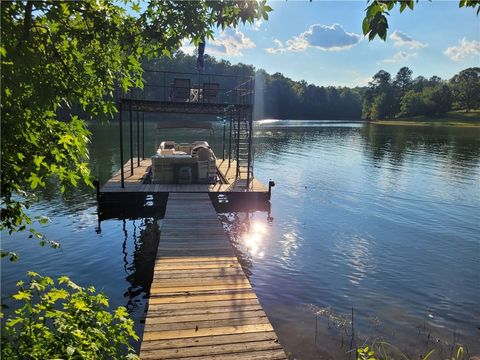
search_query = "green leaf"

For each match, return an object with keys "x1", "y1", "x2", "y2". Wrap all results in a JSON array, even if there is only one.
[
  {"x1": 162, "y1": 48, "x2": 171, "y2": 57},
  {"x1": 362, "y1": 17, "x2": 370, "y2": 35},
  {"x1": 6, "y1": 317, "x2": 24, "y2": 327},
  {"x1": 67, "y1": 346, "x2": 76, "y2": 356},
  {"x1": 12, "y1": 290, "x2": 32, "y2": 301},
  {"x1": 131, "y1": 3, "x2": 141, "y2": 13},
  {"x1": 33, "y1": 155, "x2": 45, "y2": 169},
  {"x1": 58, "y1": 276, "x2": 70, "y2": 284}
]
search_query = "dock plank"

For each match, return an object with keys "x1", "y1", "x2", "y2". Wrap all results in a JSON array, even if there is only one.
[
  {"x1": 140, "y1": 331, "x2": 279, "y2": 350},
  {"x1": 142, "y1": 323, "x2": 274, "y2": 341},
  {"x1": 139, "y1": 193, "x2": 285, "y2": 359},
  {"x1": 140, "y1": 339, "x2": 283, "y2": 359}
]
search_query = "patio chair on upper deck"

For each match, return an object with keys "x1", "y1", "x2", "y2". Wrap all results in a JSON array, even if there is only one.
[
  {"x1": 202, "y1": 82, "x2": 220, "y2": 103},
  {"x1": 170, "y1": 78, "x2": 191, "y2": 102}
]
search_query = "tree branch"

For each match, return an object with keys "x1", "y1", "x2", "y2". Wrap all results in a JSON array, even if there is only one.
[{"x1": 23, "y1": 1, "x2": 33, "y2": 41}]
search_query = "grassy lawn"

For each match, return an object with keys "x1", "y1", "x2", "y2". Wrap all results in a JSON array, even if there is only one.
[{"x1": 371, "y1": 110, "x2": 480, "y2": 127}]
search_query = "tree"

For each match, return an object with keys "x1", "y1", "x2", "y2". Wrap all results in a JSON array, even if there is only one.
[
  {"x1": 393, "y1": 67, "x2": 413, "y2": 114},
  {"x1": 394, "y1": 67, "x2": 413, "y2": 96},
  {"x1": 1, "y1": 1, "x2": 271, "y2": 256},
  {"x1": 423, "y1": 84, "x2": 453, "y2": 116},
  {"x1": 400, "y1": 90, "x2": 425, "y2": 117},
  {"x1": 449, "y1": 67, "x2": 480, "y2": 111},
  {"x1": 412, "y1": 75, "x2": 429, "y2": 92},
  {"x1": 370, "y1": 70, "x2": 392, "y2": 91},
  {"x1": 370, "y1": 92, "x2": 396, "y2": 120},
  {"x1": 429, "y1": 75, "x2": 443, "y2": 85},
  {"x1": 1, "y1": 2, "x2": 272, "y2": 356},
  {"x1": 363, "y1": 70, "x2": 396, "y2": 119},
  {"x1": 362, "y1": 0, "x2": 479, "y2": 41}
]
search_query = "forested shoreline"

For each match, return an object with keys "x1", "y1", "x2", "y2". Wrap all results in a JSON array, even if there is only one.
[
  {"x1": 362, "y1": 67, "x2": 479, "y2": 120},
  {"x1": 146, "y1": 52, "x2": 479, "y2": 121}
]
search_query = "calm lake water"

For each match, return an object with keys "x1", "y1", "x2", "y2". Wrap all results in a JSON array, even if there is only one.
[{"x1": 2, "y1": 120, "x2": 479, "y2": 358}]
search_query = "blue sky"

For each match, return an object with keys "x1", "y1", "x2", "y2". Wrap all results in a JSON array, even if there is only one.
[{"x1": 182, "y1": 1, "x2": 480, "y2": 87}]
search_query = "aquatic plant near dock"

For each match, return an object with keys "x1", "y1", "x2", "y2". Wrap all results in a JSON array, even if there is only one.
[
  {"x1": 1, "y1": 272, "x2": 139, "y2": 360},
  {"x1": 357, "y1": 343, "x2": 466, "y2": 360}
]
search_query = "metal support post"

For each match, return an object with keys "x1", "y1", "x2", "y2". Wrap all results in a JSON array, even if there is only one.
[
  {"x1": 119, "y1": 103, "x2": 125, "y2": 188},
  {"x1": 129, "y1": 104, "x2": 133, "y2": 176},
  {"x1": 228, "y1": 116, "x2": 232, "y2": 169},
  {"x1": 142, "y1": 112, "x2": 145, "y2": 160},
  {"x1": 222, "y1": 118, "x2": 226, "y2": 160},
  {"x1": 137, "y1": 111, "x2": 140, "y2": 167}
]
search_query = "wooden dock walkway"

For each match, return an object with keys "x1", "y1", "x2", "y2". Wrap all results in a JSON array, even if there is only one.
[{"x1": 139, "y1": 193, "x2": 286, "y2": 360}]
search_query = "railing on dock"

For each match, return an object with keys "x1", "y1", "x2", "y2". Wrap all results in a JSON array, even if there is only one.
[{"x1": 117, "y1": 70, "x2": 255, "y2": 106}]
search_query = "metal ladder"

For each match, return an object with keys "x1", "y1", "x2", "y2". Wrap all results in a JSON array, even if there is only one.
[{"x1": 233, "y1": 108, "x2": 253, "y2": 189}]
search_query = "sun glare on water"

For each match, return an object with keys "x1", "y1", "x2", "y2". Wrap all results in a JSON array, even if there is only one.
[{"x1": 242, "y1": 221, "x2": 268, "y2": 258}]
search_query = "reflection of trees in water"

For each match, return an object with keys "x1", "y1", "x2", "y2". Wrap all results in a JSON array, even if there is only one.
[
  {"x1": 361, "y1": 124, "x2": 406, "y2": 165},
  {"x1": 88, "y1": 123, "x2": 120, "y2": 185},
  {"x1": 361, "y1": 124, "x2": 480, "y2": 173},
  {"x1": 252, "y1": 124, "x2": 480, "y2": 175},
  {"x1": 253, "y1": 126, "x2": 359, "y2": 160},
  {"x1": 120, "y1": 218, "x2": 160, "y2": 313}
]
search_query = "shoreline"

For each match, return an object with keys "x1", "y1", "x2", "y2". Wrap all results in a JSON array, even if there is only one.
[
  {"x1": 370, "y1": 120, "x2": 480, "y2": 127},
  {"x1": 370, "y1": 111, "x2": 480, "y2": 128}
]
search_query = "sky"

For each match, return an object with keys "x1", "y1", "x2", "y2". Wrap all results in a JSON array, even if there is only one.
[{"x1": 181, "y1": 1, "x2": 480, "y2": 87}]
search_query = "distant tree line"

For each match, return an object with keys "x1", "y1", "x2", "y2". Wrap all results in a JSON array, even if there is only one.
[
  {"x1": 259, "y1": 70, "x2": 363, "y2": 120},
  {"x1": 362, "y1": 67, "x2": 480, "y2": 120},
  {"x1": 144, "y1": 52, "x2": 478, "y2": 120}
]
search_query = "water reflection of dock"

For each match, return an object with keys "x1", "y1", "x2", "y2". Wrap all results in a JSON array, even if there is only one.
[{"x1": 139, "y1": 193, "x2": 286, "y2": 359}]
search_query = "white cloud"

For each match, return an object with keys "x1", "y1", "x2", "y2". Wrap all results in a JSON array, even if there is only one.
[
  {"x1": 180, "y1": 29, "x2": 255, "y2": 57},
  {"x1": 381, "y1": 51, "x2": 417, "y2": 63},
  {"x1": 303, "y1": 24, "x2": 362, "y2": 50},
  {"x1": 266, "y1": 23, "x2": 361, "y2": 54},
  {"x1": 390, "y1": 31, "x2": 427, "y2": 49},
  {"x1": 265, "y1": 39, "x2": 285, "y2": 54},
  {"x1": 209, "y1": 29, "x2": 255, "y2": 56},
  {"x1": 273, "y1": 39, "x2": 283, "y2": 47},
  {"x1": 444, "y1": 38, "x2": 480, "y2": 61}
]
